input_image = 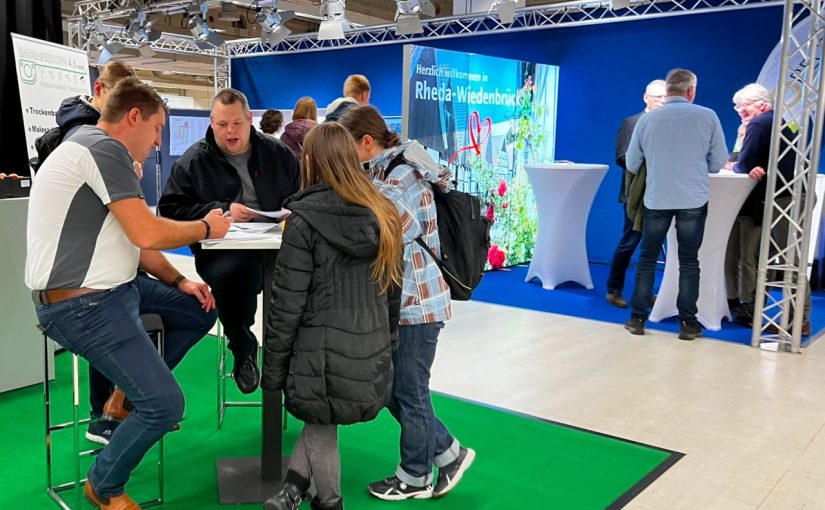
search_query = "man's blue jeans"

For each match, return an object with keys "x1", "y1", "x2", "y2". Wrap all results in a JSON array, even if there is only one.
[
  {"x1": 607, "y1": 209, "x2": 643, "y2": 295},
  {"x1": 631, "y1": 204, "x2": 708, "y2": 323},
  {"x1": 387, "y1": 322, "x2": 460, "y2": 487},
  {"x1": 35, "y1": 274, "x2": 216, "y2": 497}
]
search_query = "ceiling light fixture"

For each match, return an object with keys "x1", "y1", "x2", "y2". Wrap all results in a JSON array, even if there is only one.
[
  {"x1": 318, "y1": 0, "x2": 351, "y2": 41},
  {"x1": 188, "y1": 2, "x2": 225, "y2": 48},
  {"x1": 490, "y1": 0, "x2": 520, "y2": 24},
  {"x1": 257, "y1": 0, "x2": 295, "y2": 46},
  {"x1": 395, "y1": 0, "x2": 423, "y2": 35}
]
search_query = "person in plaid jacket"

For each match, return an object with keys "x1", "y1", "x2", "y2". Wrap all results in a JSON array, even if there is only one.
[{"x1": 340, "y1": 106, "x2": 476, "y2": 502}]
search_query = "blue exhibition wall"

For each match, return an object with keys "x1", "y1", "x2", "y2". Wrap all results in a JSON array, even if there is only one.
[{"x1": 233, "y1": 6, "x2": 783, "y2": 264}]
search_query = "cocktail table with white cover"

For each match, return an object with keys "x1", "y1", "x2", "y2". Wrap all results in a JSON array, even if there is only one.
[
  {"x1": 649, "y1": 172, "x2": 756, "y2": 330},
  {"x1": 525, "y1": 164, "x2": 609, "y2": 289}
]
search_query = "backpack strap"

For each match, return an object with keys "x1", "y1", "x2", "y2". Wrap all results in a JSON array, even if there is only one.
[{"x1": 415, "y1": 237, "x2": 442, "y2": 266}]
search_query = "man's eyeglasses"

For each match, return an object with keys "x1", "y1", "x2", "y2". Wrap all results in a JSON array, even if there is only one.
[
  {"x1": 645, "y1": 94, "x2": 666, "y2": 102},
  {"x1": 733, "y1": 101, "x2": 756, "y2": 113}
]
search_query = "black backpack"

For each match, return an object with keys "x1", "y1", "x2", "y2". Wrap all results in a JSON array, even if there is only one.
[
  {"x1": 387, "y1": 154, "x2": 492, "y2": 301},
  {"x1": 32, "y1": 126, "x2": 67, "y2": 172}
]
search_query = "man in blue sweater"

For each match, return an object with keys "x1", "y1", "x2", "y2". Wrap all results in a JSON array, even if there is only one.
[{"x1": 624, "y1": 68, "x2": 728, "y2": 340}]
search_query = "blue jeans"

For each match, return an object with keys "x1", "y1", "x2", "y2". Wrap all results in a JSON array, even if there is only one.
[
  {"x1": 387, "y1": 322, "x2": 459, "y2": 487},
  {"x1": 88, "y1": 273, "x2": 217, "y2": 418},
  {"x1": 607, "y1": 209, "x2": 643, "y2": 294},
  {"x1": 631, "y1": 204, "x2": 708, "y2": 323},
  {"x1": 36, "y1": 274, "x2": 216, "y2": 497}
]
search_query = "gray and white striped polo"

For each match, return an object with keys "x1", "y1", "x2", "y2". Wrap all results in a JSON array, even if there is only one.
[{"x1": 26, "y1": 125, "x2": 144, "y2": 291}]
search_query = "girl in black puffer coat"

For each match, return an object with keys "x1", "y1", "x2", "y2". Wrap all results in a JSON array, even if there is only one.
[{"x1": 262, "y1": 123, "x2": 403, "y2": 510}]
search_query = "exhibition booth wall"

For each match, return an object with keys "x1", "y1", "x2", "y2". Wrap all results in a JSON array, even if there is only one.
[{"x1": 232, "y1": 5, "x2": 785, "y2": 265}]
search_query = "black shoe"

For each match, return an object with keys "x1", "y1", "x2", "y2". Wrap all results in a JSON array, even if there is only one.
[
  {"x1": 624, "y1": 316, "x2": 645, "y2": 335},
  {"x1": 606, "y1": 292, "x2": 628, "y2": 309},
  {"x1": 85, "y1": 419, "x2": 119, "y2": 446},
  {"x1": 678, "y1": 321, "x2": 703, "y2": 341},
  {"x1": 732, "y1": 303, "x2": 754, "y2": 327},
  {"x1": 309, "y1": 497, "x2": 344, "y2": 510},
  {"x1": 233, "y1": 351, "x2": 260, "y2": 394},
  {"x1": 264, "y1": 483, "x2": 303, "y2": 510},
  {"x1": 368, "y1": 475, "x2": 433, "y2": 501},
  {"x1": 433, "y1": 447, "x2": 475, "y2": 498}
]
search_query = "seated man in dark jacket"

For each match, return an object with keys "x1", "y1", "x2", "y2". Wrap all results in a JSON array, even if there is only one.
[{"x1": 159, "y1": 88, "x2": 300, "y2": 393}]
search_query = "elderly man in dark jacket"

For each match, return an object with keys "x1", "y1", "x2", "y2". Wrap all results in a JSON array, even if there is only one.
[{"x1": 159, "y1": 88, "x2": 299, "y2": 394}]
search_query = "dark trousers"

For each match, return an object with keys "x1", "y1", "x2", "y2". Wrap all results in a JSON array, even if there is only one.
[
  {"x1": 36, "y1": 275, "x2": 215, "y2": 497},
  {"x1": 631, "y1": 204, "x2": 708, "y2": 323},
  {"x1": 195, "y1": 249, "x2": 264, "y2": 356},
  {"x1": 88, "y1": 274, "x2": 217, "y2": 417},
  {"x1": 607, "y1": 209, "x2": 643, "y2": 294}
]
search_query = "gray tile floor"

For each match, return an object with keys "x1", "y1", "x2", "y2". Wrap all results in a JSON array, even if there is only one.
[{"x1": 169, "y1": 254, "x2": 825, "y2": 509}]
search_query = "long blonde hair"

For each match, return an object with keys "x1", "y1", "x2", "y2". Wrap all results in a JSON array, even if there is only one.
[{"x1": 302, "y1": 123, "x2": 402, "y2": 292}]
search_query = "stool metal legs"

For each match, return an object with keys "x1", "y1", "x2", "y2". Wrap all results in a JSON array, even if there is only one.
[
  {"x1": 215, "y1": 321, "x2": 287, "y2": 430},
  {"x1": 42, "y1": 317, "x2": 166, "y2": 509},
  {"x1": 216, "y1": 321, "x2": 262, "y2": 429}
]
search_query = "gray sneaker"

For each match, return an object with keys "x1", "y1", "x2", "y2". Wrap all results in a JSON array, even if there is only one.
[{"x1": 433, "y1": 447, "x2": 476, "y2": 498}]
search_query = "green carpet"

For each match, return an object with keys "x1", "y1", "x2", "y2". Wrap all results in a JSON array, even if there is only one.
[{"x1": 0, "y1": 336, "x2": 681, "y2": 509}]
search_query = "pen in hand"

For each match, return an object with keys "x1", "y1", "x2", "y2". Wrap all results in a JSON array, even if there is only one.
[{"x1": 223, "y1": 210, "x2": 232, "y2": 218}]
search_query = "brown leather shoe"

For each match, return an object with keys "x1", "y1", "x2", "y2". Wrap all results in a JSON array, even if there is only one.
[
  {"x1": 102, "y1": 388, "x2": 132, "y2": 422},
  {"x1": 102, "y1": 388, "x2": 181, "y2": 431},
  {"x1": 606, "y1": 292, "x2": 628, "y2": 309},
  {"x1": 85, "y1": 482, "x2": 141, "y2": 509}
]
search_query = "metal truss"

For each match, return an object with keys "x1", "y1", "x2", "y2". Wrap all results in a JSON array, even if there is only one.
[
  {"x1": 67, "y1": 20, "x2": 223, "y2": 58},
  {"x1": 214, "y1": 46, "x2": 231, "y2": 90},
  {"x1": 225, "y1": 0, "x2": 782, "y2": 56},
  {"x1": 69, "y1": 0, "x2": 222, "y2": 21},
  {"x1": 752, "y1": 1, "x2": 824, "y2": 352}
]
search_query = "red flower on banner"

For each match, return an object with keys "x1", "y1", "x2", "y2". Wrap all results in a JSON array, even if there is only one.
[
  {"x1": 498, "y1": 180, "x2": 508, "y2": 197},
  {"x1": 488, "y1": 244, "x2": 506, "y2": 269},
  {"x1": 502, "y1": 202, "x2": 509, "y2": 209},
  {"x1": 486, "y1": 203, "x2": 495, "y2": 222}
]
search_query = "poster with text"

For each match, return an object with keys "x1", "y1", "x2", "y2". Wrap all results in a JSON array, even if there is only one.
[
  {"x1": 402, "y1": 45, "x2": 559, "y2": 267},
  {"x1": 11, "y1": 34, "x2": 90, "y2": 166}
]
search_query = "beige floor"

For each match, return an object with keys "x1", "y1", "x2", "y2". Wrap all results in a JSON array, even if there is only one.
[{"x1": 169, "y1": 254, "x2": 825, "y2": 509}]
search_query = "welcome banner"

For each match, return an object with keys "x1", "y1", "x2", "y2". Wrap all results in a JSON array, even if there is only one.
[{"x1": 402, "y1": 45, "x2": 559, "y2": 266}]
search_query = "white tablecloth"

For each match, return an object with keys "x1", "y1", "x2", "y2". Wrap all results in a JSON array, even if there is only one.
[
  {"x1": 525, "y1": 163, "x2": 608, "y2": 289},
  {"x1": 649, "y1": 172, "x2": 756, "y2": 330}
]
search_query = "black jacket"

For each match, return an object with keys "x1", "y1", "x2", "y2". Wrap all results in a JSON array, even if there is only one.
[
  {"x1": 735, "y1": 110, "x2": 797, "y2": 226},
  {"x1": 262, "y1": 183, "x2": 400, "y2": 425},
  {"x1": 56, "y1": 95, "x2": 100, "y2": 140},
  {"x1": 158, "y1": 126, "x2": 300, "y2": 248},
  {"x1": 615, "y1": 112, "x2": 643, "y2": 203}
]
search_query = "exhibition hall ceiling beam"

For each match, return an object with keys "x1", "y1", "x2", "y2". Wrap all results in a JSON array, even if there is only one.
[{"x1": 225, "y1": 0, "x2": 783, "y2": 56}]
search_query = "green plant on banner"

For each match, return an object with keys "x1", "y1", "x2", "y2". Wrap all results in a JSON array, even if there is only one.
[{"x1": 471, "y1": 74, "x2": 551, "y2": 270}]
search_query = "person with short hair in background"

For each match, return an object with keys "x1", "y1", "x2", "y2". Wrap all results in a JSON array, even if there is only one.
[
  {"x1": 324, "y1": 74, "x2": 370, "y2": 123},
  {"x1": 732, "y1": 83, "x2": 812, "y2": 335},
  {"x1": 606, "y1": 79, "x2": 666, "y2": 309},
  {"x1": 260, "y1": 109, "x2": 284, "y2": 138},
  {"x1": 624, "y1": 69, "x2": 728, "y2": 341}
]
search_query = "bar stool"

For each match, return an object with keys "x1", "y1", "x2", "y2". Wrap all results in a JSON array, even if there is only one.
[
  {"x1": 215, "y1": 321, "x2": 290, "y2": 431},
  {"x1": 42, "y1": 313, "x2": 166, "y2": 509},
  {"x1": 215, "y1": 320, "x2": 262, "y2": 429}
]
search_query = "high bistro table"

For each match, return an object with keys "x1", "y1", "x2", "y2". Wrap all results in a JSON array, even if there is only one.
[
  {"x1": 201, "y1": 229, "x2": 284, "y2": 504},
  {"x1": 524, "y1": 163, "x2": 609, "y2": 289},
  {"x1": 649, "y1": 172, "x2": 756, "y2": 330}
]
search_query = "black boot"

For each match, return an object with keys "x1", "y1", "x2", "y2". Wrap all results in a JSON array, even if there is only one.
[
  {"x1": 263, "y1": 483, "x2": 303, "y2": 510},
  {"x1": 309, "y1": 496, "x2": 344, "y2": 510}
]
